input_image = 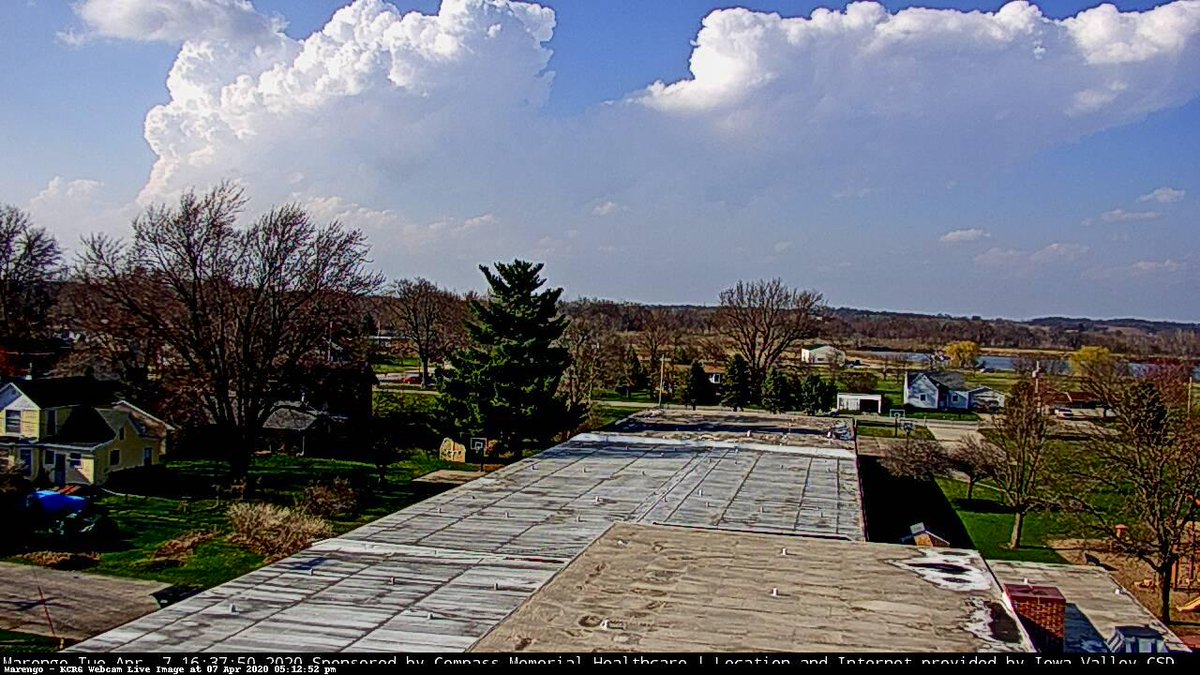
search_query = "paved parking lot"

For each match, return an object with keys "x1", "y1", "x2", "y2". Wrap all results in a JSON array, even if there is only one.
[{"x1": 0, "y1": 562, "x2": 168, "y2": 641}]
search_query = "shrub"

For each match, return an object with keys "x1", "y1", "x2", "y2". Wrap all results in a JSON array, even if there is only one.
[
  {"x1": 228, "y1": 503, "x2": 332, "y2": 561},
  {"x1": 16, "y1": 551, "x2": 99, "y2": 570},
  {"x1": 298, "y1": 478, "x2": 359, "y2": 518},
  {"x1": 152, "y1": 530, "x2": 218, "y2": 563}
]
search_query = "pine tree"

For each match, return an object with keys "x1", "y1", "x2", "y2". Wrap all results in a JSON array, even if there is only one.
[
  {"x1": 678, "y1": 360, "x2": 715, "y2": 410},
  {"x1": 437, "y1": 260, "x2": 581, "y2": 460},
  {"x1": 722, "y1": 354, "x2": 754, "y2": 410},
  {"x1": 793, "y1": 373, "x2": 836, "y2": 414},
  {"x1": 760, "y1": 367, "x2": 792, "y2": 413},
  {"x1": 624, "y1": 348, "x2": 649, "y2": 395}
]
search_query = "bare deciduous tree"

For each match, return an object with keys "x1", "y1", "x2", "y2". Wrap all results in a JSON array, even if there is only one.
[
  {"x1": 949, "y1": 438, "x2": 1002, "y2": 501},
  {"x1": 387, "y1": 278, "x2": 466, "y2": 387},
  {"x1": 558, "y1": 305, "x2": 629, "y2": 413},
  {"x1": 0, "y1": 205, "x2": 62, "y2": 348},
  {"x1": 637, "y1": 307, "x2": 681, "y2": 370},
  {"x1": 714, "y1": 279, "x2": 824, "y2": 384},
  {"x1": 959, "y1": 378, "x2": 1055, "y2": 549},
  {"x1": 880, "y1": 438, "x2": 953, "y2": 481},
  {"x1": 78, "y1": 183, "x2": 382, "y2": 479},
  {"x1": 1061, "y1": 362, "x2": 1200, "y2": 623}
]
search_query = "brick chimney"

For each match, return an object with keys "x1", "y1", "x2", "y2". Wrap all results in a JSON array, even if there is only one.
[{"x1": 1005, "y1": 584, "x2": 1066, "y2": 653}]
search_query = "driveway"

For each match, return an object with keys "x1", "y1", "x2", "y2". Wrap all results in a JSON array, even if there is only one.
[
  {"x1": 920, "y1": 418, "x2": 984, "y2": 447},
  {"x1": 0, "y1": 562, "x2": 168, "y2": 642}
]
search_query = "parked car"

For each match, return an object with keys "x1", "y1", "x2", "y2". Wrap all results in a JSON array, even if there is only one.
[
  {"x1": 401, "y1": 373, "x2": 423, "y2": 385},
  {"x1": 1053, "y1": 407, "x2": 1074, "y2": 419}
]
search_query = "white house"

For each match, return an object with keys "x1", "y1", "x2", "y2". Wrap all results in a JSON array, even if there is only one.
[
  {"x1": 800, "y1": 345, "x2": 845, "y2": 365},
  {"x1": 904, "y1": 371, "x2": 1005, "y2": 411}
]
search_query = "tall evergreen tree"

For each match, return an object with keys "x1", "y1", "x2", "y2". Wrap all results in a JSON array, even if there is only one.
[
  {"x1": 678, "y1": 360, "x2": 715, "y2": 410},
  {"x1": 621, "y1": 347, "x2": 649, "y2": 396},
  {"x1": 722, "y1": 354, "x2": 754, "y2": 410},
  {"x1": 437, "y1": 260, "x2": 581, "y2": 460},
  {"x1": 793, "y1": 373, "x2": 836, "y2": 414},
  {"x1": 760, "y1": 367, "x2": 792, "y2": 413}
]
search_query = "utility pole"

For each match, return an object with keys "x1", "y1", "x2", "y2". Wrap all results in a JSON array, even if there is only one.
[{"x1": 658, "y1": 356, "x2": 669, "y2": 408}]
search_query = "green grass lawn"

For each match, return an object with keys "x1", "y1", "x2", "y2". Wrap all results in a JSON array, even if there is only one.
[
  {"x1": 854, "y1": 420, "x2": 935, "y2": 440},
  {"x1": 593, "y1": 389, "x2": 656, "y2": 403},
  {"x1": 966, "y1": 371, "x2": 1023, "y2": 393},
  {"x1": 906, "y1": 410, "x2": 980, "y2": 421},
  {"x1": 0, "y1": 629, "x2": 63, "y2": 654},
  {"x1": 590, "y1": 404, "x2": 633, "y2": 429},
  {"x1": 936, "y1": 478, "x2": 1071, "y2": 564},
  {"x1": 370, "y1": 356, "x2": 421, "y2": 374},
  {"x1": 4, "y1": 453, "x2": 469, "y2": 589}
]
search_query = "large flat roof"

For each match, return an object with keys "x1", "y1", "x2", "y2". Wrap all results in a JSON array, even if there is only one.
[
  {"x1": 74, "y1": 426, "x2": 863, "y2": 652},
  {"x1": 473, "y1": 522, "x2": 1033, "y2": 653},
  {"x1": 989, "y1": 560, "x2": 1189, "y2": 653}
]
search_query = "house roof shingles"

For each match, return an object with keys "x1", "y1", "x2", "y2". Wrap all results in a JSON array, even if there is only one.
[{"x1": 5, "y1": 376, "x2": 122, "y2": 409}]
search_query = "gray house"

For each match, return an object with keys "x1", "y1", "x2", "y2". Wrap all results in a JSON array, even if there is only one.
[{"x1": 904, "y1": 371, "x2": 1005, "y2": 411}]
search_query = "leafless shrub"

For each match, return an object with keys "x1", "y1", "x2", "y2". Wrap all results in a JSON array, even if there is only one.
[
  {"x1": 228, "y1": 502, "x2": 333, "y2": 561},
  {"x1": 16, "y1": 551, "x2": 99, "y2": 570},
  {"x1": 152, "y1": 530, "x2": 219, "y2": 564},
  {"x1": 298, "y1": 479, "x2": 360, "y2": 518}
]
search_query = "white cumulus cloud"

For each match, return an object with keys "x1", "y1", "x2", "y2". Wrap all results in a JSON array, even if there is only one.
[
  {"x1": 591, "y1": 200, "x2": 623, "y2": 216},
  {"x1": 54, "y1": 0, "x2": 1200, "y2": 289},
  {"x1": 1138, "y1": 186, "x2": 1186, "y2": 203},
  {"x1": 940, "y1": 228, "x2": 990, "y2": 243},
  {"x1": 26, "y1": 177, "x2": 138, "y2": 245}
]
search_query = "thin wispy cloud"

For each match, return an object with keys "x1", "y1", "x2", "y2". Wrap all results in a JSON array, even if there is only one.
[
  {"x1": 940, "y1": 228, "x2": 990, "y2": 243},
  {"x1": 1100, "y1": 208, "x2": 1162, "y2": 223}
]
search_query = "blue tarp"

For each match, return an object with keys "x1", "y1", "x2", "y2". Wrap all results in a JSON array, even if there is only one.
[{"x1": 31, "y1": 490, "x2": 87, "y2": 517}]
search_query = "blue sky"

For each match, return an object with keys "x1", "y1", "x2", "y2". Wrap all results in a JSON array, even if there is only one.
[{"x1": 1, "y1": 1, "x2": 1198, "y2": 320}]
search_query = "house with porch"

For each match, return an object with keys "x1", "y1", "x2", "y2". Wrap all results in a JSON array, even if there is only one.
[
  {"x1": 904, "y1": 371, "x2": 1005, "y2": 411},
  {"x1": 0, "y1": 377, "x2": 171, "y2": 486}
]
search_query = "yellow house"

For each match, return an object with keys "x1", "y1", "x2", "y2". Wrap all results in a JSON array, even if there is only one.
[{"x1": 0, "y1": 377, "x2": 171, "y2": 486}]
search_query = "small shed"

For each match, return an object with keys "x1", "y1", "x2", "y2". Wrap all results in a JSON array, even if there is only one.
[{"x1": 837, "y1": 392, "x2": 883, "y2": 414}]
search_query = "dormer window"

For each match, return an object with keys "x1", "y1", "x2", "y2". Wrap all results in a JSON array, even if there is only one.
[{"x1": 5, "y1": 410, "x2": 20, "y2": 434}]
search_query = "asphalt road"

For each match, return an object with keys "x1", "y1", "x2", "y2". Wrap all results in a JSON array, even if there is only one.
[{"x1": 0, "y1": 562, "x2": 168, "y2": 642}]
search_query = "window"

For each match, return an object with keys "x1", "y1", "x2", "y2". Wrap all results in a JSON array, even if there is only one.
[
  {"x1": 118, "y1": 426, "x2": 126, "y2": 441},
  {"x1": 919, "y1": 394, "x2": 928, "y2": 402},
  {"x1": 110, "y1": 449, "x2": 120, "y2": 466},
  {"x1": 68, "y1": 452, "x2": 81, "y2": 468},
  {"x1": 44, "y1": 450, "x2": 54, "y2": 465},
  {"x1": 142, "y1": 447, "x2": 153, "y2": 466},
  {"x1": 5, "y1": 410, "x2": 21, "y2": 434},
  {"x1": 46, "y1": 409, "x2": 57, "y2": 435},
  {"x1": 19, "y1": 448, "x2": 32, "y2": 475}
]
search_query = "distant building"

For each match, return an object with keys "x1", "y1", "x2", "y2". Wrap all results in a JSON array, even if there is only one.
[
  {"x1": 800, "y1": 344, "x2": 845, "y2": 365},
  {"x1": 0, "y1": 377, "x2": 170, "y2": 486},
  {"x1": 262, "y1": 401, "x2": 346, "y2": 456},
  {"x1": 904, "y1": 371, "x2": 1005, "y2": 411},
  {"x1": 836, "y1": 392, "x2": 883, "y2": 413}
]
